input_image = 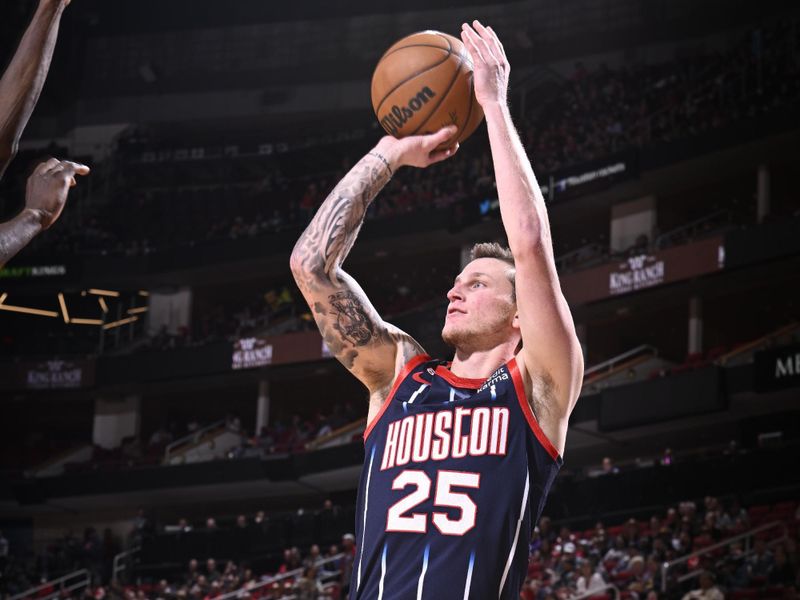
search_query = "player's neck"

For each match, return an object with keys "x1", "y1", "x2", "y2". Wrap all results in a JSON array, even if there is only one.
[{"x1": 449, "y1": 340, "x2": 517, "y2": 381}]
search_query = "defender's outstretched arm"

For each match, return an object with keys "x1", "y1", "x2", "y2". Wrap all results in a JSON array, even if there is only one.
[{"x1": 0, "y1": 0, "x2": 72, "y2": 179}]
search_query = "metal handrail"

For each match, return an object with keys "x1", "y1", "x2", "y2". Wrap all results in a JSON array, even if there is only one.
[
  {"x1": 112, "y1": 546, "x2": 140, "y2": 583},
  {"x1": 660, "y1": 521, "x2": 787, "y2": 593},
  {"x1": 654, "y1": 209, "x2": 732, "y2": 249},
  {"x1": 164, "y1": 419, "x2": 227, "y2": 462},
  {"x1": 9, "y1": 568, "x2": 91, "y2": 600},
  {"x1": 213, "y1": 553, "x2": 344, "y2": 600},
  {"x1": 571, "y1": 583, "x2": 620, "y2": 600},
  {"x1": 305, "y1": 418, "x2": 367, "y2": 451},
  {"x1": 584, "y1": 345, "x2": 658, "y2": 378},
  {"x1": 717, "y1": 322, "x2": 800, "y2": 366}
]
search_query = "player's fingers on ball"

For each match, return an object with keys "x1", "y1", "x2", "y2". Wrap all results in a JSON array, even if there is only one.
[
  {"x1": 468, "y1": 21, "x2": 497, "y2": 61},
  {"x1": 433, "y1": 125, "x2": 458, "y2": 143},
  {"x1": 429, "y1": 142, "x2": 459, "y2": 164},
  {"x1": 486, "y1": 26, "x2": 508, "y2": 62},
  {"x1": 460, "y1": 25, "x2": 484, "y2": 62}
]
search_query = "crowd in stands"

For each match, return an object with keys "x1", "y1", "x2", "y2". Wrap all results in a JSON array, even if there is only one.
[
  {"x1": 4, "y1": 20, "x2": 797, "y2": 263},
  {"x1": 521, "y1": 495, "x2": 799, "y2": 600},
  {"x1": 60, "y1": 400, "x2": 363, "y2": 474},
  {"x1": 2, "y1": 493, "x2": 797, "y2": 600}
]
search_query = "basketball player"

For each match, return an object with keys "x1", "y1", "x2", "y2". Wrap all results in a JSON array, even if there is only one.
[
  {"x1": 0, "y1": 0, "x2": 89, "y2": 268},
  {"x1": 290, "y1": 20, "x2": 583, "y2": 600}
]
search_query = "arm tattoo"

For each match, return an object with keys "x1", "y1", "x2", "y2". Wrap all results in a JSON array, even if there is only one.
[
  {"x1": 292, "y1": 153, "x2": 391, "y2": 287},
  {"x1": 291, "y1": 152, "x2": 425, "y2": 384},
  {"x1": 329, "y1": 291, "x2": 376, "y2": 346}
]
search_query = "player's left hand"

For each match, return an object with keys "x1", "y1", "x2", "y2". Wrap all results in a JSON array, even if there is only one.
[{"x1": 460, "y1": 20, "x2": 509, "y2": 108}]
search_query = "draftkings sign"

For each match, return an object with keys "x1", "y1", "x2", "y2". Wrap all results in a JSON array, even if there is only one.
[
  {"x1": 231, "y1": 337, "x2": 274, "y2": 370},
  {"x1": 755, "y1": 343, "x2": 800, "y2": 392}
]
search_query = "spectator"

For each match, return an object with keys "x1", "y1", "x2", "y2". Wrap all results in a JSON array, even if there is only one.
[
  {"x1": 340, "y1": 533, "x2": 356, "y2": 596},
  {"x1": 574, "y1": 558, "x2": 605, "y2": 596},
  {"x1": 768, "y1": 545, "x2": 796, "y2": 586},
  {"x1": 0, "y1": 529, "x2": 8, "y2": 573},
  {"x1": 681, "y1": 571, "x2": 724, "y2": 600}
]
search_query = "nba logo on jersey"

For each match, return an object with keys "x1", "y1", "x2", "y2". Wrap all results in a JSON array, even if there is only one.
[{"x1": 351, "y1": 354, "x2": 562, "y2": 599}]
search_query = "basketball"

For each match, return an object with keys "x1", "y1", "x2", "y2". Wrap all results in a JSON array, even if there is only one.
[{"x1": 371, "y1": 30, "x2": 484, "y2": 147}]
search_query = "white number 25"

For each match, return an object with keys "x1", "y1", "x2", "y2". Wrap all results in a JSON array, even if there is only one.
[{"x1": 386, "y1": 469, "x2": 480, "y2": 536}]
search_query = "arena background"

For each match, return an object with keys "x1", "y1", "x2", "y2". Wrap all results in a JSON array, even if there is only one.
[{"x1": 0, "y1": 0, "x2": 799, "y2": 598}]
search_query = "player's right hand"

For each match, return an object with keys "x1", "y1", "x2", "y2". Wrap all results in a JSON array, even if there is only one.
[
  {"x1": 375, "y1": 125, "x2": 459, "y2": 170},
  {"x1": 25, "y1": 158, "x2": 90, "y2": 229}
]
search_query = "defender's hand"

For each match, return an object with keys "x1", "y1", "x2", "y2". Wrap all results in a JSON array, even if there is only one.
[
  {"x1": 460, "y1": 20, "x2": 509, "y2": 108},
  {"x1": 25, "y1": 158, "x2": 90, "y2": 229},
  {"x1": 375, "y1": 125, "x2": 459, "y2": 170}
]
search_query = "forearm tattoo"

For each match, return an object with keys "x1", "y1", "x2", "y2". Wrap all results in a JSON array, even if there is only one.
[
  {"x1": 291, "y1": 153, "x2": 421, "y2": 372},
  {"x1": 292, "y1": 154, "x2": 392, "y2": 286}
]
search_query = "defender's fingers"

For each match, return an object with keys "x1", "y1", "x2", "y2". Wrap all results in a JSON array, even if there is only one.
[
  {"x1": 61, "y1": 161, "x2": 91, "y2": 176},
  {"x1": 35, "y1": 158, "x2": 61, "y2": 175}
]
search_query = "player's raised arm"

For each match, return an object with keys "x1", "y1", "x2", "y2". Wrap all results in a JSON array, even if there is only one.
[
  {"x1": 290, "y1": 126, "x2": 458, "y2": 400},
  {"x1": 0, "y1": 0, "x2": 72, "y2": 179},
  {"x1": 461, "y1": 21, "x2": 583, "y2": 449}
]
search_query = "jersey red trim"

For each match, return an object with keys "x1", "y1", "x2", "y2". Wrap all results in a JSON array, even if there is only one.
[
  {"x1": 507, "y1": 357, "x2": 562, "y2": 463},
  {"x1": 364, "y1": 354, "x2": 431, "y2": 442},
  {"x1": 434, "y1": 365, "x2": 485, "y2": 389}
]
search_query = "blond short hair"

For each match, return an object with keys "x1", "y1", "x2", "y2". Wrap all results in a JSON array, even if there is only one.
[{"x1": 469, "y1": 242, "x2": 516, "y2": 302}]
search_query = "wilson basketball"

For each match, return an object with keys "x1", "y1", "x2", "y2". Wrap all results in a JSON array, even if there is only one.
[{"x1": 371, "y1": 31, "x2": 484, "y2": 146}]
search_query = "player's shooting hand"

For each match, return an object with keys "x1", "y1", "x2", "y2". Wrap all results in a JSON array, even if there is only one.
[
  {"x1": 25, "y1": 158, "x2": 90, "y2": 229},
  {"x1": 375, "y1": 125, "x2": 459, "y2": 170},
  {"x1": 460, "y1": 20, "x2": 509, "y2": 108}
]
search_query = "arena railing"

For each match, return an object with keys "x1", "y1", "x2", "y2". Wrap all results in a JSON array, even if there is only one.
[
  {"x1": 717, "y1": 321, "x2": 799, "y2": 366},
  {"x1": 212, "y1": 553, "x2": 344, "y2": 600},
  {"x1": 583, "y1": 345, "x2": 658, "y2": 384},
  {"x1": 570, "y1": 583, "x2": 621, "y2": 600},
  {"x1": 305, "y1": 418, "x2": 367, "y2": 451},
  {"x1": 660, "y1": 520, "x2": 788, "y2": 593},
  {"x1": 8, "y1": 568, "x2": 91, "y2": 600},
  {"x1": 163, "y1": 420, "x2": 228, "y2": 463},
  {"x1": 111, "y1": 546, "x2": 140, "y2": 584},
  {"x1": 653, "y1": 209, "x2": 734, "y2": 251}
]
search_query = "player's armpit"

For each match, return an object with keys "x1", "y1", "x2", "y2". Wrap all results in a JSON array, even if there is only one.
[{"x1": 295, "y1": 267, "x2": 425, "y2": 394}]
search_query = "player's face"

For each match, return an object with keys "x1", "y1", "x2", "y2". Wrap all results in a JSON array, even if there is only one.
[{"x1": 441, "y1": 257, "x2": 517, "y2": 351}]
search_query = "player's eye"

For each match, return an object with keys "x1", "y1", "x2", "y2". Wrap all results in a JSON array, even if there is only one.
[{"x1": 472, "y1": 281, "x2": 485, "y2": 288}]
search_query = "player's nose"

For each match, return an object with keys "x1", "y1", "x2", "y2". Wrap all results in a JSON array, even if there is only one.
[{"x1": 446, "y1": 285, "x2": 463, "y2": 302}]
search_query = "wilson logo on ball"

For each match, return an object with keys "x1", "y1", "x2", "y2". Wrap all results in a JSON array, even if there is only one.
[{"x1": 379, "y1": 86, "x2": 436, "y2": 136}]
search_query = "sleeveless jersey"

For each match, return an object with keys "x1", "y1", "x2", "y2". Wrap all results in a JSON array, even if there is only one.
[{"x1": 350, "y1": 354, "x2": 562, "y2": 600}]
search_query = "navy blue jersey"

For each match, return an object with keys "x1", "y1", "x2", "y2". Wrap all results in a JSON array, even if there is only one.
[{"x1": 350, "y1": 354, "x2": 562, "y2": 600}]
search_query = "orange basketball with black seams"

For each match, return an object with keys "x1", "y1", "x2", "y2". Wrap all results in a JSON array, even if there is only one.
[{"x1": 371, "y1": 31, "x2": 484, "y2": 146}]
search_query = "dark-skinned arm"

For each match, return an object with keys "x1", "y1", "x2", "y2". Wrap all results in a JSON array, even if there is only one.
[{"x1": 0, "y1": 0, "x2": 71, "y2": 179}]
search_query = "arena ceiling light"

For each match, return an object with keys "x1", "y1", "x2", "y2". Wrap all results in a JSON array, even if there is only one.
[
  {"x1": 103, "y1": 316, "x2": 138, "y2": 330},
  {"x1": 0, "y1": 292, "x2": 58, "y2": 318},
  {"x1": 57, "y1": 292, "x2": 69, "y2": 323},
  {"x1": 70, "y1": 317, "x2": 103, "y2": 325},
  {"x1": 88, "y1": 288, "x2": 120, "y2": 297}
]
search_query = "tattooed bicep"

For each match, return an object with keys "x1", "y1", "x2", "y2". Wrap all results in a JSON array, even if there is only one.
[
  {"x1": 328, "y1": 290, "x2": 377, "y2": 346},
  {"x1": 304, "y1": 280, "x2": 423, "y2": 390}
]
